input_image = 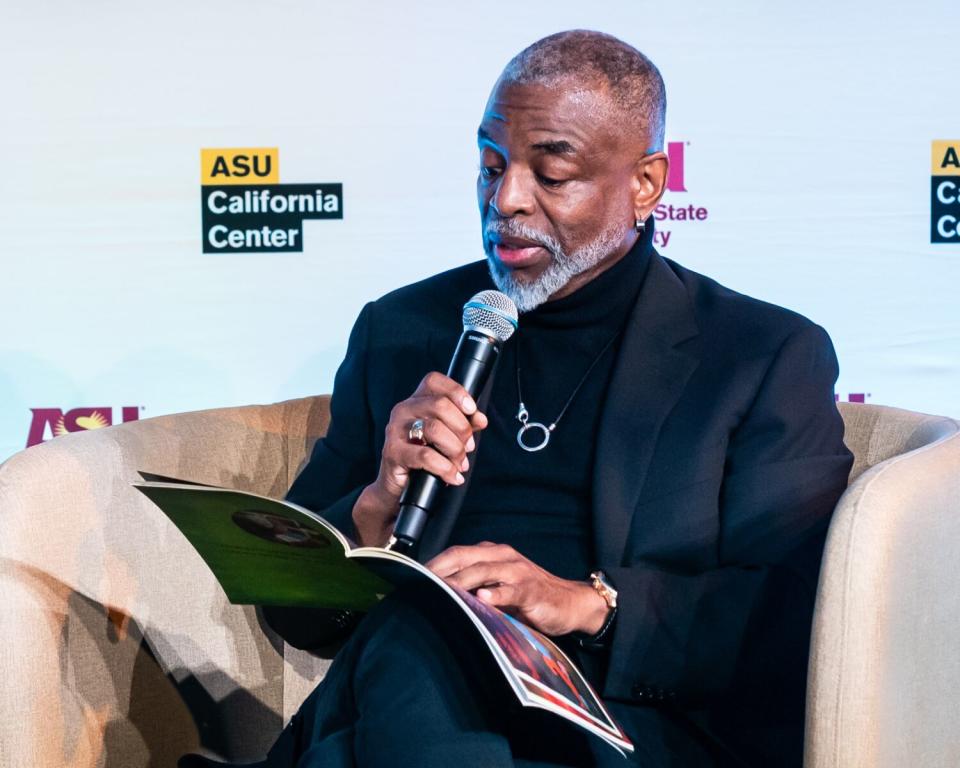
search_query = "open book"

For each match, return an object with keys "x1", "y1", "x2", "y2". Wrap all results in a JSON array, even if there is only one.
[{"x1": 133, "y1": 474, "x2": 633, "y2": 755}]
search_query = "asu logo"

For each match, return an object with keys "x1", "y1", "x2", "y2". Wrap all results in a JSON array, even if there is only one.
[
  {"x1": 651, "y1": 141, "x2": 708, "y2": 249},
  {"x1": 665, "y1": 141, "x2": 687, "y2": 193},
  {"x1": 835, "y1": 393, "x2": 869, "y2": 404},
  {"x1": 201, "y1": 148, "x2": 279, "y2": 185},
  {"x1": 27, "y1": 407, "x2": 141, "y2": 448},
  {"x1": 931, "y1": 140, "x2": 960, "y2": 243}
]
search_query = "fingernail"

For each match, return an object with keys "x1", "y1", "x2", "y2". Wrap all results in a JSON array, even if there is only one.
[
  {"x1": 455, "y1": 472, "x2": 465, "y2": 484},
  {"x1": 460, "y1": 457, "x2": 469, "y2": 472},
  {"x1": 461, "y1": 395, "x2": 477, "y2": 414},
  {"x1": 466, "y1": 436, "x2": 476, "y2": 452}
]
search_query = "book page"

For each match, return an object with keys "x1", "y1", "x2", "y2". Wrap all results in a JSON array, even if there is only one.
[
  {"x1": 136, "y1": 483, "x2": 390, "y2": 610},
  {"x1": 450, "y1": 587, "x2": 631, "y2": 752}
]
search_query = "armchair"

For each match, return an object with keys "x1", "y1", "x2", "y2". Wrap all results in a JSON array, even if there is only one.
[{"x1": 0, "y1": 397, "x2": 957, "y2": 767}]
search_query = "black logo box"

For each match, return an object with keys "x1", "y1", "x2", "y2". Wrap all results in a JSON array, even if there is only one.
[
  {"x1": 931, "y1": 176, "x2": 959, "y2": 244},
  {"x1": 202, "y1": 183, "x2": 343, "y2": 253}
]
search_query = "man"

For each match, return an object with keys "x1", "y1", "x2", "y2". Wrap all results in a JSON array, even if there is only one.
[{"x1": 189, "y1": 30, "x2": 853, "y2": 768}]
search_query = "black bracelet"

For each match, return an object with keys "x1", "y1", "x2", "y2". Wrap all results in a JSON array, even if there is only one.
[{"x1": 575, "y1": 605, "x2": 618, "y2": 651}]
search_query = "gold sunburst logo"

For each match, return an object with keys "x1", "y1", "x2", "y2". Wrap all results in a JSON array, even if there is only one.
[{"x1": 53, "y1": 410, "x2": 110, "y2": 437}]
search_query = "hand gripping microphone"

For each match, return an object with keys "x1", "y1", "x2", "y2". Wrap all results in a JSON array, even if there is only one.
[{"x1": 388, "y1": 290, "x2": 518, "y2": 555}]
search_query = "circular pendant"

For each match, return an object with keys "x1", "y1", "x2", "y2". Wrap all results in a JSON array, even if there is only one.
[{"x1": 517, "y1": 421, "x2": 551, "y2": 452}]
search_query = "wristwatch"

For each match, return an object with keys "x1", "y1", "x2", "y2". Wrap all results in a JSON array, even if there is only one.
[
  {"x1": 576, "y1": 570, "x2": 619, "y2": 651},
  {"x1": 589, "y1": 570, "x2": 618, "y2": 610}
]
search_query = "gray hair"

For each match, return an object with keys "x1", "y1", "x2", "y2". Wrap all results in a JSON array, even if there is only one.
[{"x1": 501, "y1": 30, "x2": 666, "y2": 150}]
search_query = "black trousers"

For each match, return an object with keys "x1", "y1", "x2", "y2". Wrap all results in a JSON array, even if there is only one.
[{"x1": 217, "y1": 587, "x2": 721, "y2": 768}]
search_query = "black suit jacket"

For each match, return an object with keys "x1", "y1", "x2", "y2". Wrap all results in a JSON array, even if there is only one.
[{"x1": 277, "y1": 251, "x2": 853, "y2": 765}]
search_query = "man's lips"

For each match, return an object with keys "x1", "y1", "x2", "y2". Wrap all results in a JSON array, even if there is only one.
[{"x1": 490, "y1": 236, "x2": 549, "y2": 268}]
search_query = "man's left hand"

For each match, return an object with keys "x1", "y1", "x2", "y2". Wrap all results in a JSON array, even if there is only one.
[{"x1": 426, "y1": 542, "x2": 609, "y2": 637}]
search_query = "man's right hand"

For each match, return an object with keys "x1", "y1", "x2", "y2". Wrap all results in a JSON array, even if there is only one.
[{"x1": 351, "y1": 371, "x2": 488, "y2": 547}]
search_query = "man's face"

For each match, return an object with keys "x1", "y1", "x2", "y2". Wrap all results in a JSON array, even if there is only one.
[{"x1": 477, "y1": 78, "x2": 641, "y2": 311}]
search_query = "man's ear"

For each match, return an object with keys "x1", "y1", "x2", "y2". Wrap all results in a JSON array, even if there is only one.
[{"x1": 632, "y1": 151, "x2": 669, "y2": 222}]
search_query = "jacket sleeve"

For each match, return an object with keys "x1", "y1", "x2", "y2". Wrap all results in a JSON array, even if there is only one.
[
  {"x1": 284, "y1": 300, "x2": 379, "y2": 535},
  {"x1": 601, "y1": 323, "x2": 853, "y2": 716},
  {"x1": 261, "y1": 301, "x2": 380, "y2": 651}
]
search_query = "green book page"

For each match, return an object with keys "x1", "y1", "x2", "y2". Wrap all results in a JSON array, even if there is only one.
[{"x1": 137, "y1": 484, "x2": 391, "y2": 610}]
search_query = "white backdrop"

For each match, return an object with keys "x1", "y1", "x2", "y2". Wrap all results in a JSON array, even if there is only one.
[{"x1": 2, "y1": 0, "x2": 959, "y2": 459}]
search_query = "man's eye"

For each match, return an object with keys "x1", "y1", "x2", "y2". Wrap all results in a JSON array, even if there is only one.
[
  {"x1": 537, "y1": 174, "x2": 565, "y2": 188},
  {"x1": 480, "y1": 166, "x2": 502, "y2": 180}
]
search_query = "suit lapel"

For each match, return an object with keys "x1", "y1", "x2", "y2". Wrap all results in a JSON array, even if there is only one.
[{"x1": 592, "y1": 254, "x2": 701, "y2": 567}]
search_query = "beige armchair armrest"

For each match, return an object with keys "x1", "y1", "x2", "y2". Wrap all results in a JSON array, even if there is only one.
[
  {"x1": 806, "y1": 404, "x2": 960, "y2": 767},
  {"x1": 0, "y1": 395, "x2": 330, "y2": 768}
]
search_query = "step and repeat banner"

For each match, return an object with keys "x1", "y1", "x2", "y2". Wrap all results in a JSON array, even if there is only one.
[{"x1": 2, "y1": 0, "x2": 958, "y2": 461}]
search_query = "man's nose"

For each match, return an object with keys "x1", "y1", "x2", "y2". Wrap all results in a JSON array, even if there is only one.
[{"x1": 491, "y1": 165, "x2": 535, "y2": 217}]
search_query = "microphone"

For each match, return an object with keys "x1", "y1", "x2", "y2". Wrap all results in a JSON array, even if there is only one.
[{"x1": 388, "y1": 290, "x2": 518, "y2": 555}]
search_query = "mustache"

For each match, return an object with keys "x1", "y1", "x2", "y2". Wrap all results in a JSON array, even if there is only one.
[{"x1": 483, "y1": 217, "x2": 562, "y2": 257}]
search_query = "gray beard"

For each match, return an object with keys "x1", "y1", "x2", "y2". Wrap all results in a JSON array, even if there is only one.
[{"x1": 484, "y1": 219, "x2": 628, "y2": 313}]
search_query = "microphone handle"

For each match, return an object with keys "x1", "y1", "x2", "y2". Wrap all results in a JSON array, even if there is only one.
[{"x1": 390, "y1": 330, "x2": 501, "y2": 553}]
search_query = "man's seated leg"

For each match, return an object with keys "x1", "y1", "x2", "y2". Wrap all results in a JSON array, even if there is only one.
[{"x1": 274, "y1": 586, "x2": 518, "y2": 768}]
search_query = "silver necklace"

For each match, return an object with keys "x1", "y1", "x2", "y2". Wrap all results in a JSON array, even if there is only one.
[{"x1": 515, "y1": 331, "x2": 621, "y2": 452}]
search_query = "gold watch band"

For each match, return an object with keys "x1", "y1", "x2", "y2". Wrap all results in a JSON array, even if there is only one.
[{"x1": 589, "y1": 570, "x2": 618, "y2": 609}]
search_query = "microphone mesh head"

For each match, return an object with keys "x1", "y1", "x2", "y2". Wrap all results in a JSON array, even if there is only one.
[{"x1": 462, "y1": 290, "x2": 518, "y2": 342}]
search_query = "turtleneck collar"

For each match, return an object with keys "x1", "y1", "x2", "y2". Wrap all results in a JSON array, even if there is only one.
[{"x1": 519, "y1": 219, "x2": 655, "y2": 331}]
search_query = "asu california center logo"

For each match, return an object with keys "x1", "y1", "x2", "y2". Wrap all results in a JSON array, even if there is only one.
[
  {"x1": 27, "y1": 407, "x2": 141, "y2": 448},
  {"x1": 931, "y1": 140, "x2": 960, "y2": 243},
  {"x1": 201, "y1": 148, "x2": 343, "y2": 253}
]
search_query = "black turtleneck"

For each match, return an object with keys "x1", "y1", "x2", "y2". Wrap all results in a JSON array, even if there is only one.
[{"x1": 449, "y1": 230, "x2": 654, "y2": 581}]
